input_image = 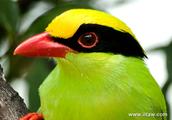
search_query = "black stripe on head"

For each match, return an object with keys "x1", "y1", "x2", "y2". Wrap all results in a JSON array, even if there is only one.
[{"x1": 53, "y1": 24, "x2": 147, "y2": 58}]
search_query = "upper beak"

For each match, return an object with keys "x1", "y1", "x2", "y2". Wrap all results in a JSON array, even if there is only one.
[{"x1": 14, "y1": 32, "x2": 73, "y2": 58}]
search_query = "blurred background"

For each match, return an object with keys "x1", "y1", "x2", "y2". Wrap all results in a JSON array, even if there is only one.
[{"x1": 0, "y1": 0, "x2": 171, "y2": 119}]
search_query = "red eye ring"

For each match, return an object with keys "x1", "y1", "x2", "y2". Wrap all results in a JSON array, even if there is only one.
[{"x1": 77, "y1": 32, "x2": 99, "y2": 48}]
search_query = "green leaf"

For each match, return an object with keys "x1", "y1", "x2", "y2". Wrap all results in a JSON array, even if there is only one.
[{"x1": 0, "y1": 0, "x2": 20, "y2": 36}]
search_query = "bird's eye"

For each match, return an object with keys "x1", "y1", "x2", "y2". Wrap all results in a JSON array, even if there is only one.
[{"x1": 77, "y1": 32, "x2": 99, "y2": 48}]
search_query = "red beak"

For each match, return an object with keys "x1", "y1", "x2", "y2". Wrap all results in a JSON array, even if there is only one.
[{"x1": 14, "y1": 32, "x2": 73, "y2": 58}]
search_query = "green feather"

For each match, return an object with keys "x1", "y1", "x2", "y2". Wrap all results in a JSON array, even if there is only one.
[{"x1": 39, "y1": 53, "x2": 166, "y2": 120}]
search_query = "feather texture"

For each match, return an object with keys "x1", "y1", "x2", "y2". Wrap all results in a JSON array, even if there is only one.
[{"x1": 39, "y1": 53, "x2": 166, "y2": 120}]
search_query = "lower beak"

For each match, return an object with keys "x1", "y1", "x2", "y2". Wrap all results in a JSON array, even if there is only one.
[{"x1": 14, "y1": 32, "x2": 73, "y2": 58}]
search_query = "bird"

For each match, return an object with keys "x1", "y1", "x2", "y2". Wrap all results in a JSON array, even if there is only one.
[{"x1": 14, "y1": 9, "x2": 167, "y2": 120}]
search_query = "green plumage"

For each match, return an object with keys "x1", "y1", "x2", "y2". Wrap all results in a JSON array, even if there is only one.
[{"x1": 39, "y1": 53, "x2": 166, "y2": 120}]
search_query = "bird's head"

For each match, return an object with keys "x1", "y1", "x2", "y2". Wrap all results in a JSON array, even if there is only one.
[{"x1": 14, "y1": 9, "x2": 146, "y2": 59}]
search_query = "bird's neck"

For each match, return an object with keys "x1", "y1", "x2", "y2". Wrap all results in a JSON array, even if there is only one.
[
  {"x1": 57, "y1": 53, "x2": 118, "y2": 78},
  {"x1": 41, "y1": 53, "x2": 145, "y2": 85},
  {"x1": 40, "y1": 53, "x2": 139, "y2": 92},
  {"x1": 54, "y1": 53, "x2": 130, "y2": 81},
  {"x1": 39, "y1": 53, "x2": 150, "y2": 119},
  {"x1": 49, "y1": 52, "x2": 145, "y2": 83}
]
